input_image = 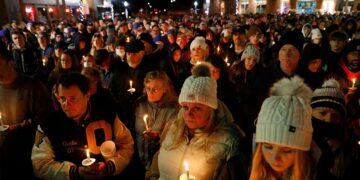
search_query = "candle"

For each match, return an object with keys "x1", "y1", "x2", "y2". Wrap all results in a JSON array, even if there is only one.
[
  {"x1": 82, "y1": 148, "x2": 96, "y2": 166},
  {"x1": 86, "y1": 149, "x2": 90, "y2": 159},
  {"x1": 0, "y1": 112, "x2": 3, "y2": 126},
  {"x1": 126, "y1": 37, "x2": 130, "y2": 43},
  {"x1": 143, "y1": 114, "x2": 149, "y2": 131},
  {"x1": 217, "y1": 46, "x2": 220, "y2": 54},
  {"x1": 127, "y1": 80, "x2": 136, "y2": 94},
  {"x1": 184, "y1": 161, "x2": 189, "y2": 179},
  {"x1": 42, "y1": 58, "x2": 46, "y2": 66},
  {"x1": 225, "y1": 57, "x2": 230, "y2": 67},
  {"x1": 352, "y1": 78, "x2": 356, "y2": 88}
]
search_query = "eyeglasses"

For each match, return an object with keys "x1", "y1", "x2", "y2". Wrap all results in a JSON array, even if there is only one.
[{"x1": 145, "y1": 87, "x2": 162, "y2": 93}]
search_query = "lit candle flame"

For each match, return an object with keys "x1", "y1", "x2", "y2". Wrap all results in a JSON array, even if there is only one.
[
  {"x1": 352, "y1": 78, "x2": 356, "y2": 88},
  {"x1": 86, "y1": 149, "x2": 90, "y2": 159},
  {"x1": 217, "y1": 46, "x2": 220, "y2": 53},
  {"x1": 184, "y1": 161, "x2": 189, "y2": 179},
  {"x1": 42, "y1": 58, "x2": 46, "y2": 66},
  {"x1": 0, "y1": 112, "x2": 3, "y2": 126},
  {"x1": 143, "y1": 114, "x2": 149, "y2": 131},
  {"x1": 129, "y1": 80, "x2": 133, "y2": 88}
]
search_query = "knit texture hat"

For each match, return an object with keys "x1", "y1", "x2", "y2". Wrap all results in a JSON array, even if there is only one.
[
  {"x1": 302, "y1": 43, "x2": 323, "y2": 63},
  {"x1": 256, "y1": 76, "x2": 313, "y2": 151},
  {"x1": 311, "y1": 79, "x2": 346, "y2": 117},
  {"x1": 311, "y1": 28, "x2": 322, "y2": 40},
  {"x1": 241, "y1": 44, "x2": 260, "y2": 63},
  {"x1": 221, "y1": 29, "x2": 232, "y2": 38},
  {"x1": 278, "y1": 30, "x2": 304, "y2": 55},
  {"x1": 190, "y1": 36, "x2": 207, "y2": 52},
  {"x1": 179, "y1": 63, "x2": 218, "y2": 109}
]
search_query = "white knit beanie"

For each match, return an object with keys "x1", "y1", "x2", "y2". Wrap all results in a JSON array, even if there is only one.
[
  {"x1": 240, "y1": 44, "x2": 260, "y2": 63},
  {"x1": 311, "y1": 28, "x2": 322, "y2": 40},
  {"x1": 256, "y1": 76, "x2": 313, "y2": 151},
  {"x1": 190, "y1": 36, "x2": 207, "y2": 52},
  {"x1": 178, "y1": 63, "x2": 218, "y2": 109}
]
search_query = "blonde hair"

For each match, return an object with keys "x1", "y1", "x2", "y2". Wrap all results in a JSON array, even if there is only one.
[
  {"x1": 90, "y1": 33, "x2": 104, "y2": 56},
  {"x1": 249, "y1": 143, "x2": 315, "y2": 180},
  {"x1": 81, "y1": 67, "x2": 101, "y2": 83},
  {"x1": 143, "y1": 70, "x2": 177, "y2": 101},
  {"x1": 163, "y1": 107, "x2": 218, "y2": 150}
]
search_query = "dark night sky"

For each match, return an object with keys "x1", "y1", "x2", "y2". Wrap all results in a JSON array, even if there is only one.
[{"x1": 126, "y1": 0, "x2": 204, "y2": 12}]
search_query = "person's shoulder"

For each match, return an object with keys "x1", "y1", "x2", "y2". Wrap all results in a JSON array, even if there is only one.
[{"x1": 17, "y1": 75, "x2": 46, "y2": 88}]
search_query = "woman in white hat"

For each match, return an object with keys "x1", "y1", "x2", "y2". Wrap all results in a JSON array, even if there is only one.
[
  {"x1": 147, "y1": 63, "x2": 246, "y2": 180},
  {"x1": 250, "y1": 77, "x2": 315, "y2": 180}
]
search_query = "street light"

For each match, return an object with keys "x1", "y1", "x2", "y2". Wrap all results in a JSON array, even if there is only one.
[
  {"x1": 194, "y1": 1, "x2": 198, "y2": 14},
  {"x1": 124, "y1": 1, "x2": 129, "y2": 18},
  {"x1": 206, "y1": 0, "x2": 210, "y2": 15}
]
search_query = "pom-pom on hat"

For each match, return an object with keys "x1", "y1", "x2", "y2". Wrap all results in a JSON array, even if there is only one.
[
  {"x1": 241, "y1": 44, "x2": 260, "y2": 63},
  {"x1": 256, "y1": 76, "x2": 313, "y2": 151},
  {"x1": 179, "y1": 63, "x2": 218, "y2": 109},
  {"x1": 311, "y1": 79, "x2": 346, "y2": 117}
]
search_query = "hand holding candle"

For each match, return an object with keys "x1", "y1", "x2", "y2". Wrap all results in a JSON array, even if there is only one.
[
  {"x1": 143, "y1": 114, "x2": 149, "y2": 131},
  {"x1": 127, "y1": 80, "x2": 136, "y2": 94},
  {"x1": 0, "y1": 112, "x2": 9, "y2": 131},
  {"x1": 82, "y1": 149, "x2": 96, "y2": 166},
  {"x1": 225, "y1": 57, "x2": 230, "y2": 67},
  {"x1": 352, "y1": 78, "x2": 356, "y2": 88},
  {"x1": 179, "y1": 161, "x2": 195, "y2": 180}
]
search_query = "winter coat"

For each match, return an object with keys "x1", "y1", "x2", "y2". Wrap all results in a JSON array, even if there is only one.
[
  {"x1": 31, "y1": 105, "x2": 134, "y2": 179},
  {"x1": 134, "y1": 95, "x2": 180, "y2": 169},
  {"x1": 12, "y1": 46, "x2": 40, "y2": 78},
  {"x1": 148, "y1": 100, "x2": 247, "y2": 180},
  {"x1": 0, "y1": 75, "x2": 52, "y2": 179}
]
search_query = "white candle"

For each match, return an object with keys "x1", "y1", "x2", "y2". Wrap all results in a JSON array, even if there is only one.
[
  {"x1": 217, "y1": 46, "x2": 220, "y2": 54},
  {"x1": 129, "y1": 80, "x2": 133, "y2": 89},
  {"x1": 42, "y1": 58, "x2": 46, "y2": 66},
  {"x1": 143, "y1": 114, "x2": 149, "y2": 131},
  {"x1": 0, "y1": 112, "x2": 3, "y2": 126},
  {"x1": 86, "y1": 149, "x2": 90, "y2": 159},
  {"x1": 225, "y1": 57, "x2": 230, "y2": 67},
  {"x1": 352, "y1": 78, "x2": 356, "y2": 88},
  {"x1": 184, "y1": 161, "x2": 189, "y2": 179}
]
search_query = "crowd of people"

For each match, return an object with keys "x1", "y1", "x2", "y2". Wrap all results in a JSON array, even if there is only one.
[{"x1": 0, "y1": 11, "x2": 359, "y2": 179}]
